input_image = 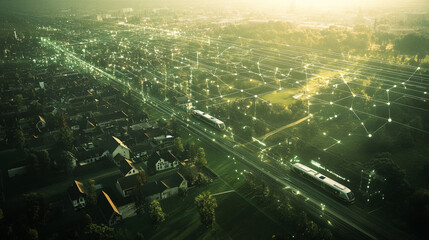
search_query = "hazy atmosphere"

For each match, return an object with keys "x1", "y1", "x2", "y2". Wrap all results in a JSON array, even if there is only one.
[{"x1": 1, "y1": 0, "x2": 428, "y2": 240}]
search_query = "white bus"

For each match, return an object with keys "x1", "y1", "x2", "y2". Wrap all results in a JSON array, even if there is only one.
[{"x1": 292, "y1": 162, "x2": 355, "y2": 203}]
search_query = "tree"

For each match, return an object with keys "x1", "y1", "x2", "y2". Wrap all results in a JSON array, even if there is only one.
[
  {"x1": 195, "y1": 191, "x2": 218, "y2": 228},
  {"x1": 395, "y1": 33, "x2": 429, "y2": 55},
  {"x1": 15, "y1": 94, "x2": 24, "y2": 110},
  {"x1": 84, "y1": 213, "x2": 93, "y2": 227},
  {"x1": 14, "y1": 128, "x2": 25, "y2": 149},
  {"x1": 26, "y1": 228, "x2": 39, "y2": 240},
  {"x1": 28, "y1": 153, "x2": 41, "y2": 176},
  {"x1": 186, "y1": 141, "x2": 197, "y2": 160},
  {"x1": 58, "y1": 114, "x2": 74, "y2": 150},
  {"x1": 57, "y1": 151, "x2": 75, "y2": 174},
  {"x1": 148, "y1": 200, "x2": 165, "y2": 225},
  {"x1": 180, "y1": 165, "x2": 198, "y2": 183},
  {"x1": 40, "y1": 150, "x2": 51, "y2": 173},
  {"x1": 134, "y1": 170, "x2": 147, "y2": 210},
  {"x1": 301, "y1": 221, "x2": 319, "y2": 240},
  {"x1": 319, "y1": 228, "x2": 334, "y2": 240},
  {"x1": 84, "y1": 179, "x2": 97, "y2": 207},
  {"x1": 135, "y1": 232, "x2": 145, "y2": 240},
  {"x1": 371, "y1": 152, "x2": 410, "y2": 202},
  {"x1": 195, "y1": 147, "x2": 207, "y2": 168},
  {"x1": 168, "y1": 117, "x2": 179, "y2": 136},
  {"x1": 193, "y1": 172, "x2": 212, "y2": 186},
  {"x1": 173, "y1": 137, "x2": 184, "y2": 158},
  {"x1": 23, "y1": 192, "x2": 45, "y2": 226},
  {"x1": 84, "y1": 223, "x2": 115, "y2": 240}
]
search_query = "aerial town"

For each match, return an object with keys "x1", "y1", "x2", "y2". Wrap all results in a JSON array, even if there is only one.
[{"x1": 0, "y1": 0, "x2": 428, "y2": 240}]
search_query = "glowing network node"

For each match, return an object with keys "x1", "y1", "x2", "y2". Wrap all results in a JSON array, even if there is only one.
[
  {"x1": 368, "y1": 134, "x2": 372, "y2": 138},
  {"x1": 388, "y1": 118, "x2": 392, "y2": 122}
]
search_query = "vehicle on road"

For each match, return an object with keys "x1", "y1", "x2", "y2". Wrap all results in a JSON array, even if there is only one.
[
  {"x1": 192, "y1": 109, "x2": 226, "y2": 130},
  {"x1": 292, "y1": 162, "x2": 355, "y2": 204}
]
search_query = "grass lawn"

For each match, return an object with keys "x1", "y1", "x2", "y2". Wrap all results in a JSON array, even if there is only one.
[
  {"x1": 262, "y1": 88, "x2": 300, "y2": 106},
  {"x1": 216, "y1": 192, "x2": 286, "y2": 239},
  {"x1": 120, "y1": 179, "x2": 231, "y2": 240},
  {"x1": 120, "y1": 178, "x2": 286, "y2": 240}
]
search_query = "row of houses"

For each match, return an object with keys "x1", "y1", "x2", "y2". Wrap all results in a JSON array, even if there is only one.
[{"x1": 67, "y1": 135, "x2": 188, "y2": 226}]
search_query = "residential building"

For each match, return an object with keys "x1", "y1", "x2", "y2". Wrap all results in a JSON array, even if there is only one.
[
  {"x1": 98, "y1": 191, "x2": 122, "y2": 226},
  {"x1": 67, "y1": 180, "x2": 86, "y2": 210},
  {"x1": 141, "y1": 172, "x2": 187, "y2": 201},
  {"x1": 147, "y1": 150, "x2": 179, "y2": 174}
]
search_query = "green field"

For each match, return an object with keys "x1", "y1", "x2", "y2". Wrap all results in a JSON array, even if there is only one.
[{"x1": 262, "y1": 88, "x2": 300, "y2": 106}]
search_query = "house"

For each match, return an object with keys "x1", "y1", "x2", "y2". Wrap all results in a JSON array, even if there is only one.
[
  {"x1": 67, "y1": 180, "x2": 86, "y2": 210},
  {"x1": 75, "y1": 143, "x2": 107, "y2": 166},
  {"x1": 129, "y1": 122, "x2": 156, "y2": 132},
  {"x1": 141, "y1": 172, "x2": 187, "y2": 201},
  {"x1": 104, "y1": 136, "x2": 131, "y2": 165},
  {"x1": 151, "y1": 134, "x2": 174, "y2": 148},
  {"x1": 119, "y1": 159, "x2": 138, "y2": 177},
  {"x1": 95, "y1": 111, "x2": 128, "y2": 129},
  {"x1": 147, "y1": 150, "x2": 180, "y2": 174},
  {"x1": 98, "y1": 191, "x2": 122, "y2": 226},
  {"x1": 131, "y1": 143, "x2": 150, "y2": 161},
  {"x1": 116, "y1": 173, "x2": 142, "y2": 197}
]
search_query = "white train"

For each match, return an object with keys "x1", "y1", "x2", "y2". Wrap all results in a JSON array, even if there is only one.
[
  {"x1": 292, "y1": 162, "x2": 355, "y2": 203},
  {"x1": 192, "y1": 109, "x2": 226, "y2": 130}
]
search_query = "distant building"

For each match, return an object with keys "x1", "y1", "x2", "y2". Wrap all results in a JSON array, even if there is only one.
[
  {"x1": 68, "y1": 180, "x2": 86, "y2": 210},
  {"x1": 98, "y1": 191, "x2": 122, "y2": 226}
]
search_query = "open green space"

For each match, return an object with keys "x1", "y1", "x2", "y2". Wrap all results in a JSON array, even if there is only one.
[
  {"x1": 261, "y1": 88, "x2": 300, "y2": 106},
  {"x1": 121, "y1": 177, "x2": 285, "y2": 240}
]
